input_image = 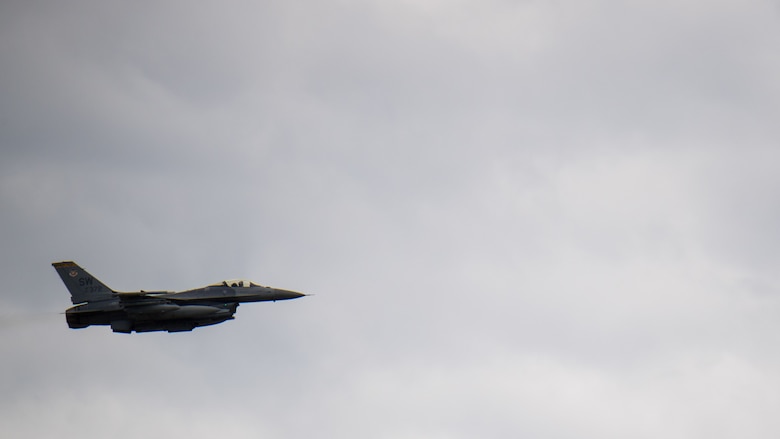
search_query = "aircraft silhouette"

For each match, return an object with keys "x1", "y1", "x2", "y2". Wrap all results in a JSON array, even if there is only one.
[{"x1": 52, "y1": 261, "x2": 305, "y2": 333}]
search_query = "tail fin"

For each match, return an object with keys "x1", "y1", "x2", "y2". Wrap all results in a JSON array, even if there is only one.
[{"x1": 52, "y1": 261, "x2": 116, "y2": 304}]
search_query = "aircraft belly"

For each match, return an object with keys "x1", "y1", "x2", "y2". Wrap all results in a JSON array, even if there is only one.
[
  {"x1": 128, "y1": 304, "x2": 228, "y2": 320},
  {"x1": 169, "y1": 305, "x2": 225, "y2": 318}
]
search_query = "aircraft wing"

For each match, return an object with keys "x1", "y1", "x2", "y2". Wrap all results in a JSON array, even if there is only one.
[
  {"x1": 115, "y1": 291, "x2": 169, "y2": 297},
  {"x1": 115, "y1": 291, "x2": 171, "y2": 307}
]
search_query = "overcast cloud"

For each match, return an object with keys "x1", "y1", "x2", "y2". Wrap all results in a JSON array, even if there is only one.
[{"x1": 2, "y1": 0, "x2": 780, "y2": 437}]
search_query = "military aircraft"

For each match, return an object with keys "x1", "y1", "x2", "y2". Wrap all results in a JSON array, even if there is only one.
[{"x1": 52, "y1": 261, "x2": 306, "y2": 333}]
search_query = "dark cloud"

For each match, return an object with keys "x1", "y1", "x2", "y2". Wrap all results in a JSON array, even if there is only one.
[{"x1": 2, "y1": 0, "x2": 780, "y2": 437}]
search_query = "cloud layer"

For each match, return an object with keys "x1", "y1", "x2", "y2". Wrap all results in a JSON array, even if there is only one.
[{"x1": 2, "y1": 0, "x2": 780, "y2": 437}]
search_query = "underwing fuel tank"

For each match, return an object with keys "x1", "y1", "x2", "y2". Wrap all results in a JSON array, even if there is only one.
[{"x1": 129, "y1": 304, "x2": 228, "y2": 320}]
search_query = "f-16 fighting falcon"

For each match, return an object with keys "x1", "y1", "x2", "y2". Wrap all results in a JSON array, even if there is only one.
[{"x1": 52, "y1": 261, "x2": 306, "y2": 333}]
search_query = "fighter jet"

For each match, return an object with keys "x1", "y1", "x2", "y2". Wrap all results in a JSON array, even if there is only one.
[{"x1": 52, "y1": 261, "x2": 305, "y2": 333}]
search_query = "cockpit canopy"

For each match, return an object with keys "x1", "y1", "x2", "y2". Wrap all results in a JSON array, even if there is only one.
[{"x1": 212, "y1": 279, "x2": 263, "y2": 288}]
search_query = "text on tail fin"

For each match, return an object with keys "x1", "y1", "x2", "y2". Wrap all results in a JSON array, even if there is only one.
[{"x1": 52, "y1": 261, "x2": 116, "y2": 304}]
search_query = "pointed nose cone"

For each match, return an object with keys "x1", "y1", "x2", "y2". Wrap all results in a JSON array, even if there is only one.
[{"x1": 273, "y1": 288, "x2": 307, "y2": 300}]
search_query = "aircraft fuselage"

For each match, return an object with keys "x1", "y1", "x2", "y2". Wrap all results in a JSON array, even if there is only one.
[{"x1": 53, "y1": 261, "x2": 306, "y2": 333}]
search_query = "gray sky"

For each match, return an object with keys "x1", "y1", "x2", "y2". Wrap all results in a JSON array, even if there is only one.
[{"x1": 2, "y1": 0, "x2": 780, "y2": 437}]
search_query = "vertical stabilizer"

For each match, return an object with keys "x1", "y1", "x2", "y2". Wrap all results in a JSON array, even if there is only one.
[{"x1": 52, "y1": 261, "x2": 116, "y2": 304}]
